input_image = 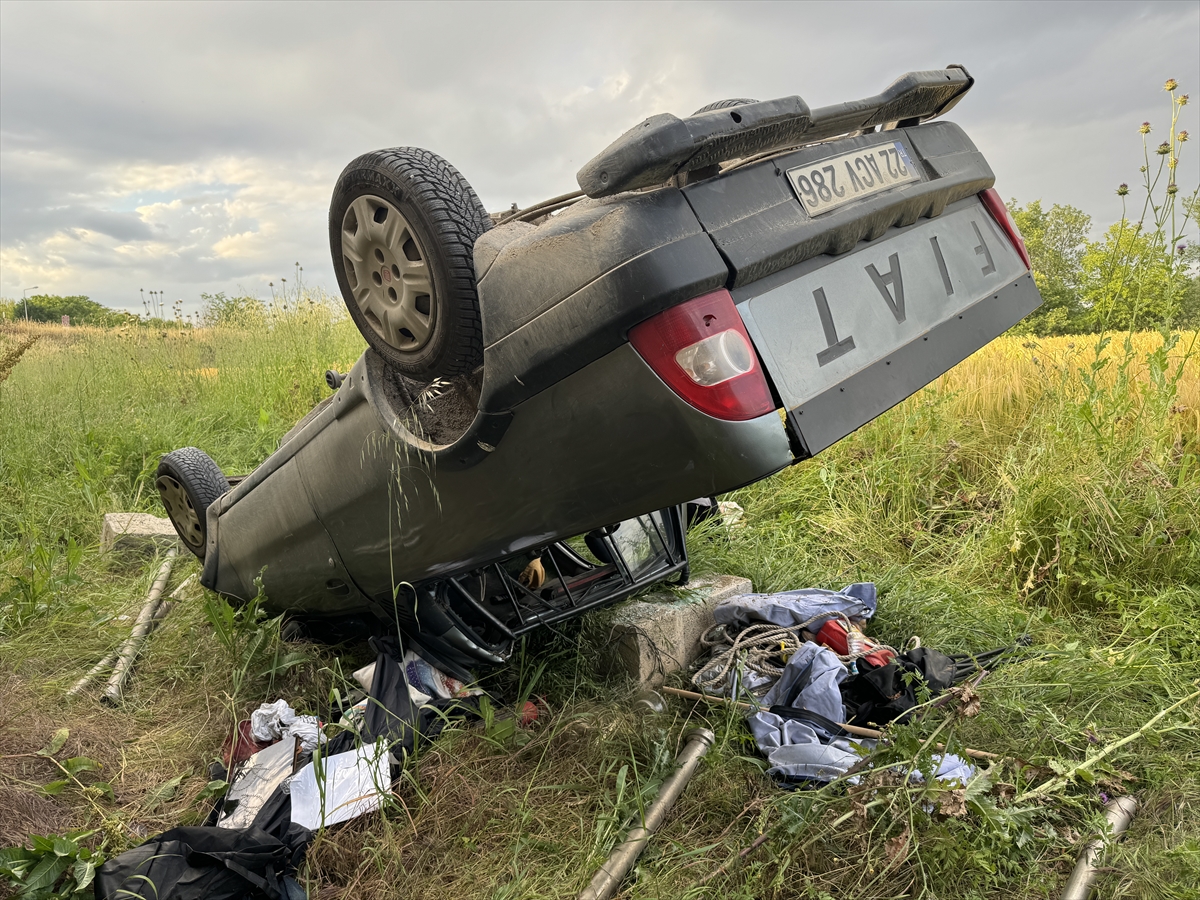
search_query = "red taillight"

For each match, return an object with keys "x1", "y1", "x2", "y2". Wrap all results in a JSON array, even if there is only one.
[
  {"x1": 629, "y1": 289, "x2": 775, "y2": 421},
  {"x1": 979, "y1": 188, "x2": 1031, "y2": 270}
]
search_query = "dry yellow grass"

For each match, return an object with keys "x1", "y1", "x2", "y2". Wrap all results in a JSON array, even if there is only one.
[{"x1": 928, "y1": 330, "x2": 1199, "y2": 437}]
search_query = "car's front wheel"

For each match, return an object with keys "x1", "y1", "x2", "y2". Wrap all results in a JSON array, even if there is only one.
[
  {"x1": 156, "y1": 447, "x2": 229, "y2": 558},
  {"x1": 329, "y1": 148, "x2": 491, "y2": 381}
]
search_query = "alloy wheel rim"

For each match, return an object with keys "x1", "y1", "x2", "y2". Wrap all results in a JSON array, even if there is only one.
[
  {"x1": 341, "y1": 195, "x2": 436, "y2": 353},
  {"x1": 157, "y1": 475, "x2": 203, "y2": 547}
]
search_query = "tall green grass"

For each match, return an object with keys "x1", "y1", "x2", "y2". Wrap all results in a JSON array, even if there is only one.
[
  {"x1": 1, "y1": 308, "x2": 1197, "y2": 897},
  {"x1": 0, "y1": 299, "x2": 364, "y2": 551}
]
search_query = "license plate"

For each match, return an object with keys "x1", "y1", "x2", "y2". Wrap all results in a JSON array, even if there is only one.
[
  {"x1": 738, "y1": 198, "x2": 1027, "y2": 412},
  {"x1": 785, "y1": 141, "x2": 920, "y2": 217}
]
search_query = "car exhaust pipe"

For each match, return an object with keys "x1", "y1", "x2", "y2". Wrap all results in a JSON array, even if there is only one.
[
  {"x1": 578, "y1": 727, "x2": 715, "y2": 900},
  {"x1": 1060, "y1": 795, "x2": 1137, "y2": 900}
]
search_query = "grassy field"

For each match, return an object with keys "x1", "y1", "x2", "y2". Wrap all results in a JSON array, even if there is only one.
[{"x1": 1, "y1": 311, "x2": 1198, "y2": 899}]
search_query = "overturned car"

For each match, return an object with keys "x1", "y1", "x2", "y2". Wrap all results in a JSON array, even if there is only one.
[{"x1": 157, "y1": 67, "x2": 1041, "y2": 679}]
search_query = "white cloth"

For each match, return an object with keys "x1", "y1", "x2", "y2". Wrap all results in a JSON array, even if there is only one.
[
  {"x1": 250, "y1": 698, "x2": 324, "y2": 751},
  {"x1": 250, "y1": 699, "x2": 297, "y2": 742}
]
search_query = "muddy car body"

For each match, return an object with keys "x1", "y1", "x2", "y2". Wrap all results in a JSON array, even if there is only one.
[{"x1": 157, "y1": 68, "x2": 1041, "y2": 677}]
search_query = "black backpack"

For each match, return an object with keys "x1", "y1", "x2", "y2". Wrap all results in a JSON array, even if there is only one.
[{"x1": 94, "y1": 826, "x2": 298, "y2": 900}]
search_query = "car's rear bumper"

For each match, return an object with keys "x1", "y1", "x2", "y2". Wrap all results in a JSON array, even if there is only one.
[{"x1": 734, "y1": 196, "x2": 1040, "y2": 455}]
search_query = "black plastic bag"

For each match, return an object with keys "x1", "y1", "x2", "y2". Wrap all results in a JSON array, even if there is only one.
[
  {"x1": 94, "y1": 825, "x2": 289, "y2": 900},
  {"x1": 903, "y1": 647, "x2": 958, "y2": 693}
]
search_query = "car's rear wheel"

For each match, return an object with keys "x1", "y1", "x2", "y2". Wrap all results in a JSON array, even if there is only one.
[
  {"x1": 330, "y1": 148, "x2": 491, "y2": 381},
  {"x1": 156, "y1": 448, "x2": 229, "y2": 558}
]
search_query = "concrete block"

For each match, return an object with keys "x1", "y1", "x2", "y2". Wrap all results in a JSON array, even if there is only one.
[
  {"x1": 602, "y1": 573, "x2": 752, "y2": 686},
  {"x1": 100, "y1": 513, "x2": 179, "y2": 554}
]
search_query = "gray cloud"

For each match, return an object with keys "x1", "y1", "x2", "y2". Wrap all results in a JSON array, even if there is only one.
[{"x1": 1, "y1": 0, "x2": 1197, "y2": 313}]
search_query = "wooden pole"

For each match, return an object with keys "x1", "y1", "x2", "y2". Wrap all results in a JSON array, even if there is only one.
[{"x1": 661, "y1": 686, "x2": 1000, "y2": 762}]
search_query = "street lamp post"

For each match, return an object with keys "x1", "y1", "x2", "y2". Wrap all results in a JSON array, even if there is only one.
[{"x1": 22, "y1": 286, "x2": 39, "y2": 322}]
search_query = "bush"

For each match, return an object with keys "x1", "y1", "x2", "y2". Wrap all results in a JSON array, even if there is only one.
[{"x1": 199, "y1": 292, "x2": 267, "y2": 327}]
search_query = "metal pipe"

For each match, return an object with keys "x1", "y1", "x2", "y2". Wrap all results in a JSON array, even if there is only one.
[
  {"x1": 66, "y1": 651, "x2": 119, "y2": 698},
  {"x1": 578, "y1": 727, "x2": 715, "y2": 900},
  {"x1": 68, "y1": 570, "x2": 190, "y2": 698},
  {"x1": 101, "y1": 546, "x2": 178, "y2": 705},
  {"x1": 1060, "y1": 796, "x2": 1137, "y2": 900}
]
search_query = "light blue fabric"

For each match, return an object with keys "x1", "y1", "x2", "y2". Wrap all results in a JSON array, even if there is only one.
[
  {"x1": 714, "y1": 583, "x2": 877, "y2": 631},
  {"x1": 759, "y1": 641, "x2": 848, "y2": 722},
  {"x1": 764, "y1": 741, "x2": 864, "y2": 782},
  {"x1": 744, "y1": 639, "x2": 977, "y2": 786},
  {"x1": 748, "y1": 642, "x2": 851, "y2": 781}
]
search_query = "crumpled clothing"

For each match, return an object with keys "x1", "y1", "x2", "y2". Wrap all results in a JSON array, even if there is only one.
[
  {"x1": 913, "y1": 753, "x2": 974, "y2": 785},
  {"x1": 759, "y1": 641, "x2": 848, "y2": 722},
  {"x1": 250, "y1": 700, "x2": 297, "y2": 742},
  {"x1": 250, "y1": 699, "x2": 325, "y2": 752},
  {"x1": 749, "y1": 642, "x2": 853, "y2": 783},
  {"x1": 746, "y1": 641, "x2": 977, "y2": 786},
  {"x1": 402, "y1": 650, "x2": 481, "y2": 700},
  {"x1": 766, "y1": 740, "x2": 866, "y2": 782},
  {"x1": 282, "y1": 717, "x2": 324, "y2": 753},
  {"x1": 714, "y1": 583, "x2": 878, "y2": 631}
]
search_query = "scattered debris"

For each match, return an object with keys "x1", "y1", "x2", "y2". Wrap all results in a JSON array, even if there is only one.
[
  {"x1": 249, "y1": 700, "x2": 324, "y2": 752},
  {"x1": 218, "y1": 738, "x2": 301, "y2": 830},
  {"x1": 222, "y1": 719, "x2": 272, "y2": 768},
  {"x1": 631, "y1": 689, "x2": 667, "y2": 714},
  {"x1": 681, "y1": 582, "x2": 1022, "y2": 785},
  {"x1": 94, "y1": 825, "x2": 305, "y2": 900},
  {"x1": 352, "y1": 649, "x2": 482, "y2": 705},
  {"x1": 717, "y1": 500, "x2": 745, "y2": 528}
]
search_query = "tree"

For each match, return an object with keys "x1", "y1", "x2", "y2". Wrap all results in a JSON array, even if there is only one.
[
  {"x1": 1007, "y1": 199, "x2": 1092, "y2": 334},
  {"x1": 18, "y1": 295, "x2": 137, "y2": 326},
  {"x1": 1175, "y1": 242, "x2": 1200, "y2": 329},
  {"x1": 1081, "y1": 221, "x2": 1184, "y2": 331}
]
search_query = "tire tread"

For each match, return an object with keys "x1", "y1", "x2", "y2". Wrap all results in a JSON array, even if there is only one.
[
  {"x1": 157, "y1": 447, "x2": 229, "y2": 558},
  {"x1": 332, "y1": 148, "x2": 490, "y2": 377}
]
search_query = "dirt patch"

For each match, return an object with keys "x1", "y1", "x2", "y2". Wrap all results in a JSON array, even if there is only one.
[
  {"x1": 374, "y1": 356, "x2": 481, "y2": 447},
  {"x1": 0, "y1": 786, "x2": 77, "y2": 846}
]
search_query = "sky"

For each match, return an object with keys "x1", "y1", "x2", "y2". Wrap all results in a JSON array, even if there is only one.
[{"x1": 1, "y1": 0, "x2": 1198, "y2": 316}]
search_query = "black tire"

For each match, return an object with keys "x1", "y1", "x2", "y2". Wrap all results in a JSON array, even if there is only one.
[
  {"x1": 693, "y1": 98, "x2": 759, "y2": 115},
  {"x1": 156, "y1": 447, "x2": 229, "y2": 558},
  {"x1": 330, "y1": 148, "x2": 491, "y2": 381}
]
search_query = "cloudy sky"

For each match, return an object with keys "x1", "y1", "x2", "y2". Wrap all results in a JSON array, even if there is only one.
[{"x1": 2, "y1": 0, "x2": 1197, "y2": 316}]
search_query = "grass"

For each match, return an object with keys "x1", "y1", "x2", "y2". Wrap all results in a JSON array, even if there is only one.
[{"x1": 1, "y1": 310, "x2": 1197, "y2": 899}]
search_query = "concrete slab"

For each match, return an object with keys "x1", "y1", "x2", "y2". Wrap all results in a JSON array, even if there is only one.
[
  {"x1": 601, "y1": 573, "x2": 752, "y2": 686},
  {"x1": 100, "y1": 512, "x2": 179, "y2": 554}
]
